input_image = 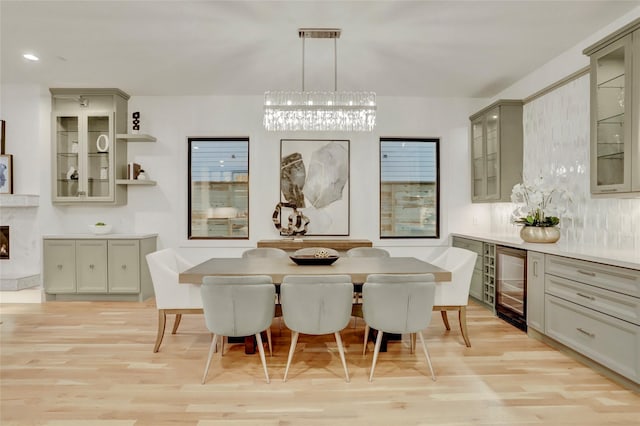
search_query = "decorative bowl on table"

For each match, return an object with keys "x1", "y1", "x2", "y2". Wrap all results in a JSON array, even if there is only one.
[
  {"x1": 88, "y1": 224, "x2": 113, "y2": 235},
  {"x1": 289, "y1": 255, "x2": 339, "y2": 266}
]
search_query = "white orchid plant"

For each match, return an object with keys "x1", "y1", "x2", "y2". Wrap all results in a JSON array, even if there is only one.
[{"x1": 511, "y1": 177, "x2": 571, "y2": 227}]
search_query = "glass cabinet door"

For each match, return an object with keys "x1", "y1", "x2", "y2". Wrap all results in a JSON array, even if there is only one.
[
  {"x1": 471, "y1": 117, "x2": 485, "y2": 200},
  {"x1": 485, "y1": 107, "x2": 500, "y2": 199},
  {"x1": 85, "y1": 113, "x2": 113, "y2": 200},
  {"x1": 591, "y1": 34, "x2": 632, "y2": 193},
  {"x1": 55, "y1": 115, "x2": 80, "y2": 199}
]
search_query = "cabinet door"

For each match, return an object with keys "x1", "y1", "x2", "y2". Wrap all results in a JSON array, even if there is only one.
[
  {"x1": 634, "y1": 28, "x2": 640, "y2": 192},
  {"x1": 527, "y1": 251, "x2": 545, "y2": 332},
  {"x1": 470, "y1": 117, "x2": 485, "y2": 200},
  {"x1": 590, "y1": 34, "x2": 633, "y2": 194},
  {"x1": 53, "y1": 114, "x2": 81, "y2": 201},
  {"x1": 484, "y1": 107, "x2": 500, "y2": 200},
  {"x1": 108, "y1": 240, "x2": 140, "y2": 293},
  {"x1": 43, "y1": 240, "x2": 76, "y2": 294},
  {"x1": 469, "y1": 268, "x2": 483, "y2": 300},
  {"x1": 76, "y1": 240, "x2": 108, "y2": 292},
  {"x1": 84, "y1": 112, "x2": 114, "y2": 202}
]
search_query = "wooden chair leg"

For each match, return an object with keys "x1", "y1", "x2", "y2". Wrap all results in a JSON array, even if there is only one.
[
  {"x1": 440, "y1": 310, "x2": 451, "y2": 330},
  {"x1": 255, "y1": 333, "x2": 270, "y2": 384},
  {"x1": 201, "y1": 334, "x2": 218, "y2": 384},
  {"x1": 171, "y1": 313, "x2": 182, "y2": 334},
  {"x1": 410, "y1": 333, "x2": 416, "y2": 354},
  {"x1": 153, "y1": 310, "x2": 167, "y2": 353},
  {"x1": 459, "y1": 306, "x2": 471, "y2": 347},
  {"x1": 283, "y1": 331, "x2": 299, "y2": 382},
  {"x1": 362, "y1": 324, "x2": 370, "y2": 355},
  {"x1": 418, "y1": 332, "x2": 436, "y2": 381},
  {"x1": 266, "y1": 328, "x2": 273, "y2": 356},
  {"x1": 369, "y1": 330, "x2": 384, "y2": 382},
  {"x1": 334, "y1": 332, "x2": 350, "y2": 383}
]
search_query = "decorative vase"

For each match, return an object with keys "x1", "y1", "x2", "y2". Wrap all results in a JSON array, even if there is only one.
[{"x1": 520, "y1": 226, "x2": 560, "y2": 243}]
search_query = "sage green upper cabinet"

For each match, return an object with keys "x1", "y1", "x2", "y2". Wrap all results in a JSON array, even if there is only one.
[
  {"x1": 584, "y1": 19, "x2": 640, "y2": 196},
  {"x1": 50, "y1": 88, "x2": 129, "y2": 205},
  {"x1": 469, "y1": 100, "x2": 523, "y2": 202}
]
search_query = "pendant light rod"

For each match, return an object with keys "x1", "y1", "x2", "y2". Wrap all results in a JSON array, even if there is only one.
[{"x1": 299, "y1": 28, "x2": 341, "y2": 92}]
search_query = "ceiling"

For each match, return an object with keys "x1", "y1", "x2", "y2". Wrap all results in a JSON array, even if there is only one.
[{"x1": 2, "y1": 1, "x2": 639, "y2": 98}]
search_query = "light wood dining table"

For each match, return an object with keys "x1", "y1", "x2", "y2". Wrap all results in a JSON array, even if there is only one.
[
  {"x1": 179, "y1": 256, "x2": 451, "y2": 354},
  {"x1": 179, "y1": 256, "x2": 451, "y2": 285}
]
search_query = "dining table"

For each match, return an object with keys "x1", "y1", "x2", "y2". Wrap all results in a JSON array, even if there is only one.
[{"x1": 179, "y1": 255, "x2": 452, "y2": 353}]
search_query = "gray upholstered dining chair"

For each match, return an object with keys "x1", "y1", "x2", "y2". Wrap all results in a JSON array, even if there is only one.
[
  {"x1": 362, "y1": 273, "x2": 437, "y2": 382},
  {"x1": 280, "y1": 274, "x2": 354, "y2": 382},
  {"x1": 200, "y1": 275, "x2": 276, "y2": 384},
  {"x1": 242, "y1": 247, "x2": 289, "y2": 258},
  {"x1": 346, "y1": 247, "x2": 391, "y2": 257}
]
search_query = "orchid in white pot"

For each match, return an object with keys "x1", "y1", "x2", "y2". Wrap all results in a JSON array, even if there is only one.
[{"x1": 511, "y1": 177, "x2": 571, "y2": 243}]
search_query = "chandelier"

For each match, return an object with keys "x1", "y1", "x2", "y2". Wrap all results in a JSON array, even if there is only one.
[{"x1": 263, "y1": 28, "x2": 376, "y2": 132}]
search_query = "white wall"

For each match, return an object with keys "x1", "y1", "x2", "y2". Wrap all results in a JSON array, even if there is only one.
[{"x1": 1, "y1": 85, "x2": 484, "y2": 267}]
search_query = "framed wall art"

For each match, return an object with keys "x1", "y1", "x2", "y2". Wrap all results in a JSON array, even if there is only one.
[
  {"x1": 280, "y1": 139, "x2": 350, "y2": 236},
  {"x1": 0, "y1": 154, "x2": 13, "y2": 194}
]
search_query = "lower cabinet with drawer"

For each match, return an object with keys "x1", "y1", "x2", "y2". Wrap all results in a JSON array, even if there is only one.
[
  {"x1": 43, "y1": 235, "x2": 157, "y2": 302},
  {"x1": 544, "y1": 254, "x2": 640, "y2": 384}
]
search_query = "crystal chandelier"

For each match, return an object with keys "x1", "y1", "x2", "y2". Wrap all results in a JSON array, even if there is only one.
[{"x1": 264, "y1": 28, "x2": 377, "y2": 132}]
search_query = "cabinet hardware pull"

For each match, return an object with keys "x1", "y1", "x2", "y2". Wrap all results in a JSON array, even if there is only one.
[
  {"x1": 57, "y1": 264, "x2": 63, "y2": 270},
  {"x1": 576, "y1": 292, "x2": 595, "y2": 301},
  {"x1": 599, "y1": 189, "x2": 618, "y2": 192},
  {"x1": 577, "y1": 269, "x2": 596, "y2": 277},
  {"x1": 121, "y1": 264, "x2": 127, "y2": 269},
  {"x1": 89, "y1": 264, "x2": 94, "y2": 270},
  {"x1": 576, "y1": 327, "x2": 595, "y2": 338},
  {"x1": 533, "y1": 261, "x2": 538, "y2": 277}
]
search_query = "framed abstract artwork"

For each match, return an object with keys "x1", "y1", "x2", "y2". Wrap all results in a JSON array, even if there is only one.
[
  {"x1": 280, "y1": 139, "x2": 350, "y2": 236},
  {"x1": 0, "y1": 154, "x2": 13, "y2": 194}
]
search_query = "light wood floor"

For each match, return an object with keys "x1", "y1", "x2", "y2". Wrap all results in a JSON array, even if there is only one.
[{"x1": 1, "y1": 299, "x2": 638, "y2": 426}]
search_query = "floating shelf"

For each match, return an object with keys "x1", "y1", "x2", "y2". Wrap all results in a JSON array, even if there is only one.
[
  {"x1": 0, "y1": 194, "x2": 40, "y2": 207},
  {"x1": 116, "y1": 179, "x2": 156, "y2": 186},
  {"x1": 116, "y1": 134, "x2": 156, "y2": 142}
]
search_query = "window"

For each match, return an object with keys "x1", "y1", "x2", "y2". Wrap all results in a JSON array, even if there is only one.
[
  {"x1": 380, "y1": 138, "x2": 439, "y2": 238},
  {"x1": 188, "y1": 137, "x2": 249, "y2": 239}
]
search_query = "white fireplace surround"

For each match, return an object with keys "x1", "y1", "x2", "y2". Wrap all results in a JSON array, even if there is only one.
[{"x1": 0, "y1": 194, "x2": 40, "y2": 291}]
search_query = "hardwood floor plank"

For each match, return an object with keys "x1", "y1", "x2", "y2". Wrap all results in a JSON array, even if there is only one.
[{"x1": 1, "y1": 300, "x2": 638, "y2": 425}]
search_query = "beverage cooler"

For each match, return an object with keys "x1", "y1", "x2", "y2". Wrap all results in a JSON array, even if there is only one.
[{"x1": 495, "y1": 246, "x2": 527, "y2": 331}]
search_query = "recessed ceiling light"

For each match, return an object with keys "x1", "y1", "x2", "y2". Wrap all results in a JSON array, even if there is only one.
[{"x1": 23, "y1": 53, "x2": 39, "y2": 61}]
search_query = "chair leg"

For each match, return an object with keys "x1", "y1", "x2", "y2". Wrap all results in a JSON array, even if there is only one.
[
  {"x1": 266, "y1": 328, "x2": 273, "y2": 357},
  {"x1": 369, "y1": 330, "x2": 384, "y2": 383},
  {"x1": 417, "y1": 331, "x2": 436, "y2": 381},
  {"x1": 153, "y1": 310, "x2": 167, "y2": 353},
  {"x1": 410, "y1": 333, "x2": 416, "y2": 354},
  {"x1": 255, "y1": 332, "x2": 270, "y2": 384},
  {"x1": 440, "y1": 310, "x2": 451, "y2": 330},
  {"x1": 362, "y1": 325, "x2": 370, "y2": 355},
  {"x1": 334, "y1": 332, "x2": 350, "y2": 383},
  {"x1": 172, "y1": 313, "x2": 182, "y2": 334},
  {"x1": 459, "y1": 306, "x2": 471, "y2": 347},
  {"x1": 201, "y1": 334, "x2": 219, "y2": 384},
  {"x1": 283, "y1": 331, "x2": 299, "y2": 382}
]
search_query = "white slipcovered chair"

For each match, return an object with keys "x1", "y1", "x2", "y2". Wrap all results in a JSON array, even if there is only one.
[
  {"x1": 346, "y1": 247, "x2": 390, "y2": 257},
  {"x1": 200, "y1": 275, "x2": 276, "y2": 384},
  {"x1": 242, "y1": 248, "x2": 289, "y2": 258},
  {"x1": 427, "y1": 247, "x2": 478, "y2": 347},
  {"x1": 280, "y1": 274, "x2": 354, "y2": 382},
  {"x1": 146, "y1": 248, "x2": 203, "y2": 353},
  {"x1": 362, "y1": 273, "x2": 437, "y2": 382}
]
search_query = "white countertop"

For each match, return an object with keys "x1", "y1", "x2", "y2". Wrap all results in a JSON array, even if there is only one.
[
  {"x1": 452, "y1": 233, "x2": 640, "y2": 271},
  {"x1": 43, "y1": 233, "x2": 158, "y2": 239}
]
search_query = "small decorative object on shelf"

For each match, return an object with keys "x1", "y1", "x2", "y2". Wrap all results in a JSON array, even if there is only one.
[
  {"x1": 0, "y1": 154, "x2": 13, "y2": 194},
  {"x1": 96, "y1": 134, "x2": 109, "y2": 152},
  {"x1": 127, "y1": 162, "x2": 141, "y2": 180},
  {"x1": 132, "y1": 111, "x2": 140, "y2": 134},
  {"x1": 510, "y1": 176, "x2": 572, "y2": 243},
  {"x1": 137, "y1": 169, "x2": 147, "y2": 180},
  {"x1": 88, "y1": 222, "x2": 112, "y2": 235}
]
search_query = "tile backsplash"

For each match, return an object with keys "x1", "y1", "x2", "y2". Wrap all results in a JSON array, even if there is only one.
[{"x1": 490, "y1": 74, "x2": 640, "y2": 251}]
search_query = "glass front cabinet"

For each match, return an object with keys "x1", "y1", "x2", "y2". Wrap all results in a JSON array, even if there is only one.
[
  {"x1": 469, "y1": 100, "x2": 523, "y2": 203},
  {"x1": 584, "y1": 19, "x2": 640, "y2": 195},
  {"x1": 50, "y1": 88, "x2": 129, "y2": 204}
]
